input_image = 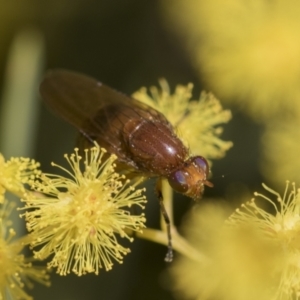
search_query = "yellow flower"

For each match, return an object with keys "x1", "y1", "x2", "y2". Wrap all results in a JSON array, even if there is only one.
[
  {"x1": 162, "y1": 0, "x2": 300, "y2": 120},
  {"x1": 168, "y1": 182, "x2": 300, "y2": 300},
  {"x1": 21, "y1": 145, "x2": 147, "y2": 275},
  {"x1": 0, "y1": 200, "x2": 50, "y2": 300},
  {"x1": 230, "y1": 181, "x2": 300, "y2": 298},
  {"x1": 133, "y1": 79, "x2": 232, "y2": 160},
  {"x1": 261, "y1": 118, "x2": 300, "y2": 187},
  {"x1": 0, "y1": 153, "x2": 40, "y2": 202}
]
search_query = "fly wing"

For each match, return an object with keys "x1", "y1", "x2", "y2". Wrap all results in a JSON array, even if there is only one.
[{"x1": 40, "y1": 69, "x2": 172, "y2": 169}]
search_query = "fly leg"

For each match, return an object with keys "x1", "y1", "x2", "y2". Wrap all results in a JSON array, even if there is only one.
[{"x1": 156, "y1": 178, "x2": 173, "y2": 262}]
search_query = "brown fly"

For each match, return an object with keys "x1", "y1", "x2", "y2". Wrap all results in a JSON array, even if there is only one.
[{"x1": 40, "y1": 70, "x2": 213, "y2": 262}]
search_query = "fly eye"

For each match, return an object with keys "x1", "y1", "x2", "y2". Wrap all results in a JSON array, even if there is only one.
[
  {"x1": 168, "y1": 170, "x2": 189, "y2": 194},
  {"x1": 192, "y1": 156, "x2": 209, "y2": 176}
]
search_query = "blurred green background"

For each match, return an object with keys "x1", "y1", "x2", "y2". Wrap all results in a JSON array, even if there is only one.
[{"x1": 0, "y1": 1, "x2": 263, "y2": 299}]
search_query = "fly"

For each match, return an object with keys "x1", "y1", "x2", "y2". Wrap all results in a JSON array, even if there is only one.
[{"x1": 40, "y1": 69, "x2": 213, "y2": 262}]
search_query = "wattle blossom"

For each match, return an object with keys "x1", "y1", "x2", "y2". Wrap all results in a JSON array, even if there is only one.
[
  {"x1": 21, "y1": 145, "x2": 147, "y2": 275},
  {"x1": 168, "y1": 182, "x2": 300, "y2": 300}
]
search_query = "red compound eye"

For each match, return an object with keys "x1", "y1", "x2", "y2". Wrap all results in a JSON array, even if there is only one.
[
  {"x1": 168, "y1": 170, "x2": 189, "y2": 194},
  {"x1": 192, "y1": 156, "x2": 209, "y2": 176}
]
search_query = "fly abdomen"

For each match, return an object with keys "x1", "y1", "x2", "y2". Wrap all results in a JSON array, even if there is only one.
[{"x1": 122, "y1": 119, "x2": 188, "y2": 175}]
